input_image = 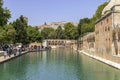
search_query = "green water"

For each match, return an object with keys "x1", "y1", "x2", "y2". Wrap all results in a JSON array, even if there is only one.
[{"x1": 0, "y1": 49, "x2": 120, "y2": 80}]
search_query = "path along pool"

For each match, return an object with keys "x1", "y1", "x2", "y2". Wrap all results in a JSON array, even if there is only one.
[{"x1": 0, "y1": 49, "x2": 120, "y2": 80}]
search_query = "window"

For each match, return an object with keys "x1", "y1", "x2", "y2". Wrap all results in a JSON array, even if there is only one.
[
  {"x1": 109, "y1": 38, "x2": 110, "y2": 41},
  {"x1": 106, "y1": 38, "x2": 107, "y2": 41},
  {"x1": 107, "y1": 18, "x2": 109, "y2": 23},
  {"x1": 105, "y1": 27, "x2": 107, "y2": 31},
  {"x1": 108, "y1": 27, "x2": 110, "y2": 31}
]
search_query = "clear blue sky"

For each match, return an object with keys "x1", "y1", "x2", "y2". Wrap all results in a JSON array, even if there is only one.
[{"x1": 3, "y1": 0, "x2": 108, "y2": 26}]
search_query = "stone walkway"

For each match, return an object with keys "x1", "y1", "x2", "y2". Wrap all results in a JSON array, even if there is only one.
[
  {"x1": 0, "y1": 51, "x2": 28, "y2": 64},
  {"x1": 79, "y1": 50, "x2": 120, "y2": 70}
]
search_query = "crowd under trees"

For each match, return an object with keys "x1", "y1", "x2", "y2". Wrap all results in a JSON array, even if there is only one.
[{"x1": 0, "y1": 0, "x2": 108, "y2": 45}]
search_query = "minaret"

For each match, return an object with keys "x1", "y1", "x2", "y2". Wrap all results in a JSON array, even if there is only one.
[{"x1": 102, "y1": 0, "x2": 120, "y2": 16}]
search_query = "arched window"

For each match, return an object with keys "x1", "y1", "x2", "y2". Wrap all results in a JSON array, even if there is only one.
[
  {"x1": 106, "y1": 18, "x2": 109, "y2": 23},
  {"x1": 108, "y1": 27, "x2": 110, "y2": 31},
  {"x1": 105, "y1": 27, "x2": 107, "y2": 31}
]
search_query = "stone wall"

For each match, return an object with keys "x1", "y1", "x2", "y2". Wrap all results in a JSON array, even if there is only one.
[
  {"x1": 95, "y1": 13, "x2": 112, "y2": 54},
  {"x1": 83, "y1": 32, "x2": 95, "y2": 51},
  {"x1": 81, "y1": 1, "x2": 120, "y2": 64},
  {"x1": 46, "y1": 39, "x2": 76, "y2": 48}
]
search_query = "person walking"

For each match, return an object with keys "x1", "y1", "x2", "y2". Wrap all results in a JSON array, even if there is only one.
[
  {"x1": 7, "y1": 45, "x2": 13, "y2": 57},
  {"x1": 13, "y1": 46, "x2": 17, "y2": 56},
  {"x1": 17, "y1": 46, "x2": 21, "y2": 55},
  {"x1": 2, "y1": 44, "x2": 7, "y2": 59}
]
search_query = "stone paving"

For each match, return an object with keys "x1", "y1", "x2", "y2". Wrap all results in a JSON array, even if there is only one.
[{"x1": 0, "y1": 51, "x2": 28, "y2": 64}]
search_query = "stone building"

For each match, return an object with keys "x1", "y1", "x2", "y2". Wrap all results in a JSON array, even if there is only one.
[
  {"x1": 38, "y1": 21, "x2": 78, "y2": 32},
  {"x1": 38, "y1": 24, "x2": 50, "y2": 32},
  {"x1": 83, "y1": 32, "x2": 95, "y2": 51},
  {"x1": 95, "y1": 0, "x2": 120, "y2": 55},
  {"x1": 44, "y1": 39, "x2": 75, "y2": 49}
]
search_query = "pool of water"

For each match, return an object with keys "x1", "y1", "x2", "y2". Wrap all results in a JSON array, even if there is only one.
[{"x1": 0, "y1": 49, "x2": 120, "y2": 80}]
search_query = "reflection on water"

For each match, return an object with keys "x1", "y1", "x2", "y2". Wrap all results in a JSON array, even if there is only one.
[{"x1": 0, "y1": 48, "x2": 120, "y2": 80}]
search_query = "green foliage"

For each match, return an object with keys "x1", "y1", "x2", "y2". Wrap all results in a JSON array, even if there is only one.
[
  {"x1": 12, "y1": 15, "x2": 43, "y2": 44},
  {"x1": 0, "y1": 1, "x2": 44, "y2": 45},
  {"x1": 78, "y1": 2, "x2": 108, "y2": 37},
  {"x1": 93, "y1": 2, "x2": 108, "y2": 21},
  {"x1": 0, "y1": 25, "x2": 16, "y2": 44},
  {"x1": 40, "y1": 23, "x2": 79, "y2": 40},
  {"x1": 27, "y1": 26, "x2": 43, "y2": 43},
  {"x1": 41, "y1": 27, "x2": 55, "y2": 39},
  {"x1": 48, "y1": 30, "x2": 56, "y2": 39},
  {"x1": 55, "y1": 26, "x2": 65, "y2": 39},
  {"x1": 4, "y1": 25, "x2": 16, "y2": 44},
  {"x1": 64, "y1": 23, "x2": 79, "y2": 40},
  {"x1": 0, "y1": 1, "x2": 109, "y2": 45},
  {"x1": 0, "y1": 0, "x2": 11, "y2": 27},
  {"x1": 0, "y1": 27, "x2": 6, "y2": 44},
  {"x1": 12, "y1": 15, "x2": 28, "y2": 44},
  {"x1": 78, "y1": 18, "x2": 90, "y2": 36}
]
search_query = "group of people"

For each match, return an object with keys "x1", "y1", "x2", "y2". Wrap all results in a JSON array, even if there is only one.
[{"x1": 1, "y1": 44, "x2": 21, "y2": 59}]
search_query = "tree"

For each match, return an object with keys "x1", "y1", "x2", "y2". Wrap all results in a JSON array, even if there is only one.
[
  {"x1": 3, "y1": 25, "x2": 16, "y2": 44},
  {"x1": 64, "y1": 23, "x2": 79, "y2": 40},
  {"x1": 0, "y1": 0, "x2": 11, "y2": 27},
  {"x1": 26, "y1": 26, "x2": 43, "y2": 43},
  {"x1": 41, "y1": 27, "x2": 55, "y2": 39},
  {"x1": 48, "y1": 30, "x2": 56, "y2": 39},
  {"x1": 78, "y1": 18, "x2": 90, "y2": 36},
  {"x1": 78, "y1": 2, "x2": 108, "y2": 37},
  {"x1": 55, "y1": 26, "x2": 64, "y2": 39},
  {"x1": 36, "y1": 33, "x2": 43, "y2": 43},
  {"x1": 12, "y1": 15, "x2": 28, "y2": 44},
  {"x1": 92, "y1": 2, "x2": 108, "y2": 21},
  {"x1": 0, "y1": 27, "x2": 6, "y2": 44},
  {"x1": 0, "y1": 25, "x2": 16, "y2": 44}
]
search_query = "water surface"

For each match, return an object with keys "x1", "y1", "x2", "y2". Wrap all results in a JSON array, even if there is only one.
[{"x1": 0, "y1": 49, "x2": 120, "y2": 80}]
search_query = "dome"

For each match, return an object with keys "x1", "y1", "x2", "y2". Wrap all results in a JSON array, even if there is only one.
[{"x1": 102, "y1": 0, "x2": 120, "y2": 16}]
